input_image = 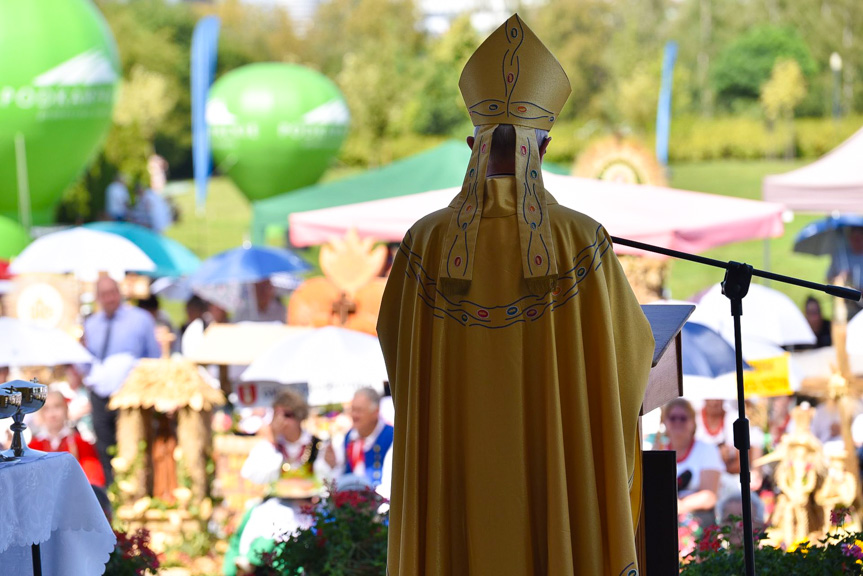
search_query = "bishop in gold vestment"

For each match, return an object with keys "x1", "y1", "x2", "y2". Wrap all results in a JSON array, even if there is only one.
[{"x1": 377, "y1": 14, "x2": 655, "y2": 575}]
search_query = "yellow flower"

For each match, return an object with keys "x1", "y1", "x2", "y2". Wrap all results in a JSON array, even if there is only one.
[{"x1": 787, "y1": 538, "x2": 810, "y2": 553}]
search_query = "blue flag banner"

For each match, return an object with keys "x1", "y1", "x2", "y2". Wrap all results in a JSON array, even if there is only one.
[
  {"x1": 655, "y1": 41, "x2": 677, "y2": 167},
  {"x1": 191, "y1": 16, "x2": 221, "y2": 211}
]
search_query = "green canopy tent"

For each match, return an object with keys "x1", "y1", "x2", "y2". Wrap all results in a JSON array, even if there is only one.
[
  {"x1": 251, "y1": 140, "x2": 569, "y2": 244},
  {"x1": 0, "y1": 216, "x2": 30, "y2": 260}
]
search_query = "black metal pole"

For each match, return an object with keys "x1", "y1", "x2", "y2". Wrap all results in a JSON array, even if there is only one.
[
  {"x1": 31, "y1": 543, "x2": 42, "y2": 576},
  {"x1": 609, "y1": 235, "x2": 862, "y2": 576}
]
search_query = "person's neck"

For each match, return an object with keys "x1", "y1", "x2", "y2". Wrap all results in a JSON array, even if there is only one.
[
  {"x1": 669, "y1": 434, "x2": 693, "y2": 453},
  {"x1": 282, "y1": 429, "x2": 301, "y2": 443},
  {"x1": 704, "y1": 410, "x2": 724, "y2": 424},
  {"x1": 358, "y1": 421, "x2": 378, "y2": 439}
]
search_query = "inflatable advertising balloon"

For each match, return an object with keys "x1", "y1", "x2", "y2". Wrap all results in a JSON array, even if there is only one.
[
  {"x1": 0, "y1": 0, "x2": 120, "y2": 225},
  {"x1": 207, "y1": 63, "x2": 349, "y2": 202}
]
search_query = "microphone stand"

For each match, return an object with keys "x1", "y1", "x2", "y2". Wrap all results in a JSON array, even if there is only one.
[{"x1": 610, "y1": 235, "x2": 862, "y2": 576}]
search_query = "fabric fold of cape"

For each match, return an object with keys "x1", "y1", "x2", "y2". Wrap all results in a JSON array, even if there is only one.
[{"x1": 378, "y1": 176, "x2": 654, "y2": 575}]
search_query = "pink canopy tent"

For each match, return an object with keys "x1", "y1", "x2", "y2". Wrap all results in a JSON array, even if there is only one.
[
  {"x1": 289, "y1": 172, "x2": 785, "y2": 257},
  {"x1": 763, "y1": 126, "x2": 863, "y2": 213}
]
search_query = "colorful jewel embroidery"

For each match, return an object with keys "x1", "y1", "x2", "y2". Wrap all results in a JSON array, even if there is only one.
[{"x1": 402, "y1": 224, "x2": 610, "y2": 329}]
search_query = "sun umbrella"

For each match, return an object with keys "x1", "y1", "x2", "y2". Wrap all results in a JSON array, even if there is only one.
[
  {"x1": 150, "y1": 276, "x2": 193, "y2": 301},
  {"x1": 681, "y1": 321, "x2": 745, "y2": 378},
  {"x1": 689, "y1": 283, "x2": 816, "y2": 348},
  {"x1": 240, "y1": 326, "x2": 387, "y2": 406},
  {"x1": 9, "y1": 227, "x2": 155, "y2": 275},
  {"x1": 0, "y1": 317, "x2": 94, "y2": 367},
  {"x1": 82, "y1": 221, "x2": 200, "y2": 277},
  {"x1": 0, "y1": 216, "x2": 30, "y2": 260},
  {"x1": 793, "y1": 214, "x2": 863, "y2": 256},
  {"x1": 188, "y1": 245, "x2": 311, "y2": 311},
  {"x1": 191, "y1": 245, "x2": 310, "y2": 285},
  {"x1": 679, "y1": 321, "x2": 752, "y2": 401}
]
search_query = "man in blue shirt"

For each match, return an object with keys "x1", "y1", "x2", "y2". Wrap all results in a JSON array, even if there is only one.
[{"x1": 83, "y1": 276, "x2": 161, "y2": 484}]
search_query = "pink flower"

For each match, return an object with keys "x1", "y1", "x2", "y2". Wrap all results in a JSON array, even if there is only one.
[{"x1": 831, "y1": 507, "x2": 850, "y2": 527}]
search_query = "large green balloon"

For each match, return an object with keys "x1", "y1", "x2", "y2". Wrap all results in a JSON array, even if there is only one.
[
  {"x1": 207, "y1": 63, "x2": 350, "y2": 202},
  {"x1": 0, "y1": 0, "x2": 119, "y2": 225},
  {"x1": 0, "y1": 216, "x2": 30, "y2": 260}
]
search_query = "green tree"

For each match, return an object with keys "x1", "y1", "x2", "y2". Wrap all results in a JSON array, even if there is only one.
[
  {"x1": 761, "y1": 58, "x2": 807, "y2": 157},
  {"x1": 57, "y1": 0, "x2": 195, "y2": 222},
  {"x1": 411, "y1": 14, "x2": 477, "y2": 136},
  {"x1": 196, "y1": 0, "x2": 300, "y2": 74},
  {"x1": 306, "y1": 0, "x2": 423, "y2": 165},
  {"x1": 711, "y1": 25, "x2": 817, "y2": 110},
  {"x1": 530, "y1": 0, "x2": 616, "y2": 121}
]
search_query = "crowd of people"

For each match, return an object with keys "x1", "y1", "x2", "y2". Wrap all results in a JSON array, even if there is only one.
[
  {"x1": 0, "y1": 271, "x2": 396, "y2": 574},
  {"x1": 656, "y1": 386, "x2": 863, "y2": 559},
  {"x1": 0, "y1": 215, "x2": 859, "y2": 571}
]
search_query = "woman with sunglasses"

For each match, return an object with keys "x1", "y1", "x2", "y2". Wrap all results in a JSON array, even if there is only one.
[
  {"x1": 240, "y1": 388, "x2": 328, "y2": 485},
  {"x1": 228, "y1": 388, "x2": 328, "y2": 576},
  {"x1": 661, "y1": 398, "x2": 723, "y2": 558}
]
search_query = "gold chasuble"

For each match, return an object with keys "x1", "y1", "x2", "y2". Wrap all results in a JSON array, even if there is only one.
[{"x1": 377, "y1": 15, "x2": 654, "y2": 576}]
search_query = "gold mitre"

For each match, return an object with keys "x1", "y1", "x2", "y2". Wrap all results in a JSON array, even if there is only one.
[{"x1": 459, "y1": 14, "x2": 571, "y2": 130}]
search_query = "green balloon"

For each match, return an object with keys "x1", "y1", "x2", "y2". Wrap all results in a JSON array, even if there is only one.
[
  {"x1": 0, "y1": 0, "x2": 119, "y2": 225},
  {"x1": 207, "y1": 63, "x2": 350, "y2": 202},
  {"x1": 0, "y1": 216, "x2": 30, "y2": 260}
]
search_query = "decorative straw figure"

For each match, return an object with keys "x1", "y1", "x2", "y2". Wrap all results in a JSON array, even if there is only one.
[
  {"x1": 815, "y1": 446, "x2": 859, "y2": 532},
  {"x1": 763, "y1": 405, "x2": 825, "y2": 547}
]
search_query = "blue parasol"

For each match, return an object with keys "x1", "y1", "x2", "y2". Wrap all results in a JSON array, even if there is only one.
[
  {"x1": 681, "y1": 321, "x2": 749, "y2": 378},
  {"x1": 188, "y1": 244, "x2": 311, "y2": 310},
  {"x1": 793, "y1": 214, "x2": 863, "y2": 256}
]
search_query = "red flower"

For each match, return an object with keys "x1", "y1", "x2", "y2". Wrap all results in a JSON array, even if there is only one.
[{"x1": 698, "y1": 525, "x2": 722, "y2": 553}]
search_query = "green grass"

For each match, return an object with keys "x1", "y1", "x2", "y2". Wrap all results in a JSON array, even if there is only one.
[
  {"x1": 667, "y1": 160, "x2": 830, "y2": 311},
  {"x1": 163, "y1": 159, "x2": 833, "y2": 317}
]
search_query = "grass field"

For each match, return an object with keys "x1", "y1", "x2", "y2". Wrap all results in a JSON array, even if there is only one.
[
  {"x1": 666, "y1": 160, "x2": 827, "y2": 309},
  {"x1": 165, "y1": 158, "x2": 833, "y2": 315}
]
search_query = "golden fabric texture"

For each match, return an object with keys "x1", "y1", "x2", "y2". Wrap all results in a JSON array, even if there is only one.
[
  {"x1": 459, "y1": 14, "x2": 571, "y2": 130},
  {"x1": 378, "y1": 177, "x2": 655, "y2": 575}
]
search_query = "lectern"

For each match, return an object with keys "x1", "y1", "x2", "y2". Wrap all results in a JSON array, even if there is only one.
[{"x1": 636, "y1": 304, "x2": 694, "y2": 575}]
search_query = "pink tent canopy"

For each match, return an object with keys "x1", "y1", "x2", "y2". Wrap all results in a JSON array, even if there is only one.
[
  {"x1": 763, "y1": 126, "x2": 863, "y2": 214},
  {"x1": 289, "y1": 172, "x2": 785, "y2": 256}
]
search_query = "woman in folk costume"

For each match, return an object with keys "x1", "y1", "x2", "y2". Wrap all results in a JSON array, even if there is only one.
[{"x1": 377, "y1": 14, "x2": 655, "y2": 576}]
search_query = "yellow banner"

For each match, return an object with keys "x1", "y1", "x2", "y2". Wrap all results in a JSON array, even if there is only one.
[{"x1": 743, "y1": 353, "x2": 793, "y2": 398}]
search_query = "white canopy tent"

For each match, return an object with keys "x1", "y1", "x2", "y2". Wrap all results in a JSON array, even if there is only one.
[{"x1": 763, "y1": 126, "x2": 863, "y2": 214}]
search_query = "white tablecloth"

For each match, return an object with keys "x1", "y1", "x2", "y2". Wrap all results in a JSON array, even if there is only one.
[{"x1": 0, "y1": 451, "x2": 116, "y2": 575}]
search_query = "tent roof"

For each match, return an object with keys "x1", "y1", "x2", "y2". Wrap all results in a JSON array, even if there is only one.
[
  {"x1": 250, "y1": 140, "x2": 569, "y2": 244},
  {"x1": 763, "y1": 126, "x2": 863, "y2": 214},
  {"x1": 251, "y1": 141, "x2": 470, "y2": 244},
  {"x1": 289, "y1": 172, "x2": 786, "y2": 257}
]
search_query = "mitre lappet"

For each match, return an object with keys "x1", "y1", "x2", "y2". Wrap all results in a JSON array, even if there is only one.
[{"x1": 440, "y1": 13, "x2": 572, "y2": 295}]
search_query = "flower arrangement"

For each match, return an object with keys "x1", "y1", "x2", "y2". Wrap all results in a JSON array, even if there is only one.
[
  {"x1": 105, "y1": 528, "x2": 161, "y2": 576},
  {"x1": 680, "y1": 508, "x2": 863, "y2": 575},
  {"x1": 254, "y1": 485, "x2": 388, "y2": 576}
]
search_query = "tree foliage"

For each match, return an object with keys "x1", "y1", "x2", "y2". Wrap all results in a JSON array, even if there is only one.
[
  {"x1": 54, "y1": 0, "x2": 863, "y2": 222},
  {"x1": 411, "y1": 15, "x2": 476, "y2": 136},
  {"x1": 712, "y1": 25, "x2": 817, "y2": 110},
  {"x1": 761, "y1": 59, "x2": 808, "y2": 123}
]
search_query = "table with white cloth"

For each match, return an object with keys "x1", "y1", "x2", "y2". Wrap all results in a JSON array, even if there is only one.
[{"x1": 0, "y1": 452, "x2": 116, "y2": 576}]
